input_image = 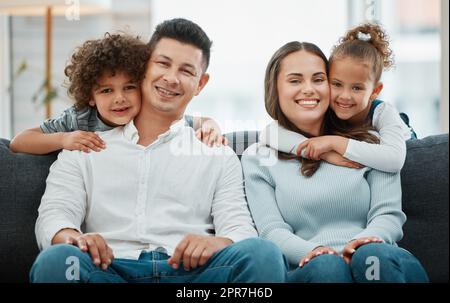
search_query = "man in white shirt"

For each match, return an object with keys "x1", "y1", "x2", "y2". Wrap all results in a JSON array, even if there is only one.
[{"x1": 30, "y1": 18, "x2": 287, "y2": 283}]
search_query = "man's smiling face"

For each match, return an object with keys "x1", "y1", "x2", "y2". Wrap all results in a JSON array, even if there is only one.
[{"x1": 141, "y1": 38, "x2": 209, "y2": 118}]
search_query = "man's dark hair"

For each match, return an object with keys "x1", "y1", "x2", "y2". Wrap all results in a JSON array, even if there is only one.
[{"x1": 148, "y1": 18, "x2": 212, "y2": 71}]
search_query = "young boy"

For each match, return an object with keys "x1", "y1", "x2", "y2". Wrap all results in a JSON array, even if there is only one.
[{"x1": 10, "y1": 33, "x2": 226, "y2": 154}]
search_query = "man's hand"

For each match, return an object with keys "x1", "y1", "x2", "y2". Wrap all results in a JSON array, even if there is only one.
[
  {"x1": 168, "y1": 235, "x2": 232, "y2": 271},
  {"x1": 299, "y1": 246, "x2": 339, "y2": 268},
  {"x1": 342, "y1": 237, "x2": 383, "y2": 264},
  {"x1": 320, "y1": 151, "x2": 364, "y2": 169},
  {"x1": 195, "y1": 120, "x2": 228, "y2": 147},
  {"x1": 62, "y1": 131, "x2": 106, "y2": 153},
  {"x1": 52, "y1": 229, "x2": 114, "y2": 270}
]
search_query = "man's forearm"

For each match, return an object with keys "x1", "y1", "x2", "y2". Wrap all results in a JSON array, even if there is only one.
[{"x1": 51, "y1": 228, "x2": 82, "y2": 245}]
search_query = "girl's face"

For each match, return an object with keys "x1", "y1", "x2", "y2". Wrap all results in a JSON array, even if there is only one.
[
  {"x1": 329, "y1": 57, "x2": 383, "y2": 125},
  {"x1": 90, "y1": 71, "x2": 142, "y2": 127},
  {"x1": 277, "y1": 50, "x2": 330, "y2": 136}
]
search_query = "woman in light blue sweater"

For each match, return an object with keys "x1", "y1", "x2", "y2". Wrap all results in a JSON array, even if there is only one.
[{"x1": 241, "y1": 41, "x2": 428, "y2": 283}]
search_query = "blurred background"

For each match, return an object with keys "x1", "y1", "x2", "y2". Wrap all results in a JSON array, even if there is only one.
[{"x1": 1, "y1": 0, "x2": 448, "y2": 139}]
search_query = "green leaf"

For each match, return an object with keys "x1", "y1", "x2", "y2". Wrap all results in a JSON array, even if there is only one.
[{"x1": 14, "y1": 60, "x2": 28, "y2": 78}]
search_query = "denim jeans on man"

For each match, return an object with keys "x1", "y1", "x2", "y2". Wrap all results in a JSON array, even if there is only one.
[
  {"x1": 288, "y1": 243, "x2": 429, "y2": 283},
  {"x1": 30, "y1": 238, "x2": 288, "y2": 283}
]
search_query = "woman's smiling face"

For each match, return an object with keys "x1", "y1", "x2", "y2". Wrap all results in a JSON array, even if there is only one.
[{"x1": 277, "y1": 50, "x2": 330, "y2": 136}]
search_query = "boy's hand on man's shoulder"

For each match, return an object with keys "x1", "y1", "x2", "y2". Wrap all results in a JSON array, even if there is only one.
[{"x1": 62, "y1": 131, "x2": 106, "y2": 153}]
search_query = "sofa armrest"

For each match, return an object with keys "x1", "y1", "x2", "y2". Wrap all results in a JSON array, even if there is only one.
[{"x1": 0, "y1": 139, "x2": 58, "y2": 282}]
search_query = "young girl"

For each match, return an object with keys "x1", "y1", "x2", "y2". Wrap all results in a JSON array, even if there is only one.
[
  {"x1": 10, "y1": 33, "x2": 226, "y2": 155},
  {"x1": 260, "y1": 23, "x2": 414, "y2": 173}
]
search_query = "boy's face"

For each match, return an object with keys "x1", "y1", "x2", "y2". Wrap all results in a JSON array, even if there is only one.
[
  {"x1": 329, "y1": 57, "x2": 382, "y2": 125},
  {"x1": 141, "y1": 38, "x2": 209, "y2": 118},
  {"x1": 90, "y1": 71, "x2": 141, "y2": 127}
]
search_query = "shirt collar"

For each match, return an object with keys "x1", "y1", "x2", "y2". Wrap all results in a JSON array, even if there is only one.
[
  {"x1": 93, "y1": 108, "x2": 114, "y2": 132},
  {"x1": 123, "y1": 116, "x2": 188, "y2": 144},
  {"x1": 123, "y1": 120, "x2": 139, "y2": 143}
]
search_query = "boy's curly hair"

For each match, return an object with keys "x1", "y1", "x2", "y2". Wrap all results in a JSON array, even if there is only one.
[{"x1": 64, "y1": 33, "x2": 150, "y2": 110}]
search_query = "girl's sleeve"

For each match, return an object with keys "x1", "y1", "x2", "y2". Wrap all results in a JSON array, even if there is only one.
[
  {"x1": 352, "y1": 168, "x2": 406, "y2": 244},
  {"x1": 259, "y1": 121, "x2": 307, "y2": 155},
  {"x1": 343, "y1": 102, "x2": 409, "y2": 172},
  {"x1": 184, "y1": 115, "x2": 194, "y2": 128},
  {"x1": 241, "y1": 145, "x2": 321, "y2": 265}
]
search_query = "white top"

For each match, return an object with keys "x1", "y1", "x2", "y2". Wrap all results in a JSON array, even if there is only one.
[
  {"x1": 35, "y1": 118, "x2": 257, "y2": 259},
  {"x1": 260, "y1": 102, "x2": 412, "y2": 173}
]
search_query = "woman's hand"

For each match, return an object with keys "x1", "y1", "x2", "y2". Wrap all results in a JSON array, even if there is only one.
[
  {"x1": 299, "y1": 246, "x2": 339, "y2": 268},
  {"x1": 342, "y1": 237, "x2": 383, "y2": 264}
]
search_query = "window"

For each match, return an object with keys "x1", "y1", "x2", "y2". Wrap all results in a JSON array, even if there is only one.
[
  {"x1": 0, "y1": 15, "x2": 12, "y2": 139},
  {"x1": 2, "y1": 0, "x2": 446, "y2": 138},
  {"x1": 4, "y1": 0, "x2": 152, "y2": 139},
  {"x1": 348, "y1": 0, "x2": 443, "y2": 137},
  {"x1": 153, "y1": 0, "x2": 444, "y2": 136}
]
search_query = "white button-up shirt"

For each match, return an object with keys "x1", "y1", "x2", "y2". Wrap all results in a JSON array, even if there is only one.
[{"x1": 36, "y1": 118, "x2": 257, "y2": 259}]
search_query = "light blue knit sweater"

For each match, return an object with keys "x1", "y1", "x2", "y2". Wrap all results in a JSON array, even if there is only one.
[{"x1": 242, "y1": 143, "x2": 406, "y2": 267}]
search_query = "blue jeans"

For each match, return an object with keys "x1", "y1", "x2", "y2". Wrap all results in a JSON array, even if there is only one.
[
  {"x1": 30, "y1": 238, "x2": 288, "y2": 283},
  {"x1": 288, "y1": 243, "x2": 429, "y2": 283}
]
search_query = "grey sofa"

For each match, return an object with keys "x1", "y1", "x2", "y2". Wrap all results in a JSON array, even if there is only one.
[{"x1": 0, "y1": 132, "x2": 448, "y2": 283}]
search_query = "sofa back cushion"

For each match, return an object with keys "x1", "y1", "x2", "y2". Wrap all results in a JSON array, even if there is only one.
[{"x1": 399, "y1": 134, "x2": 449, "y2": 282}]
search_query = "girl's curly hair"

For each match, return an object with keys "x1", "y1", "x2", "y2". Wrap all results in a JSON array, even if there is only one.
[
  {"x1": 64, "y1": 32, "x2": 150, "y2": 110},
  {"x1": 330, "y1": 23, "x2": 394, "y2": 83}
]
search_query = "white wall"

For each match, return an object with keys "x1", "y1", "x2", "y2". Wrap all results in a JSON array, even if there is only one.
[
  {"x1": 441, "y1": 0, "x2": 449, "y2": 133},
  {"x1": 0, "y1": 15, "x2": 12, "y2": 139}
]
